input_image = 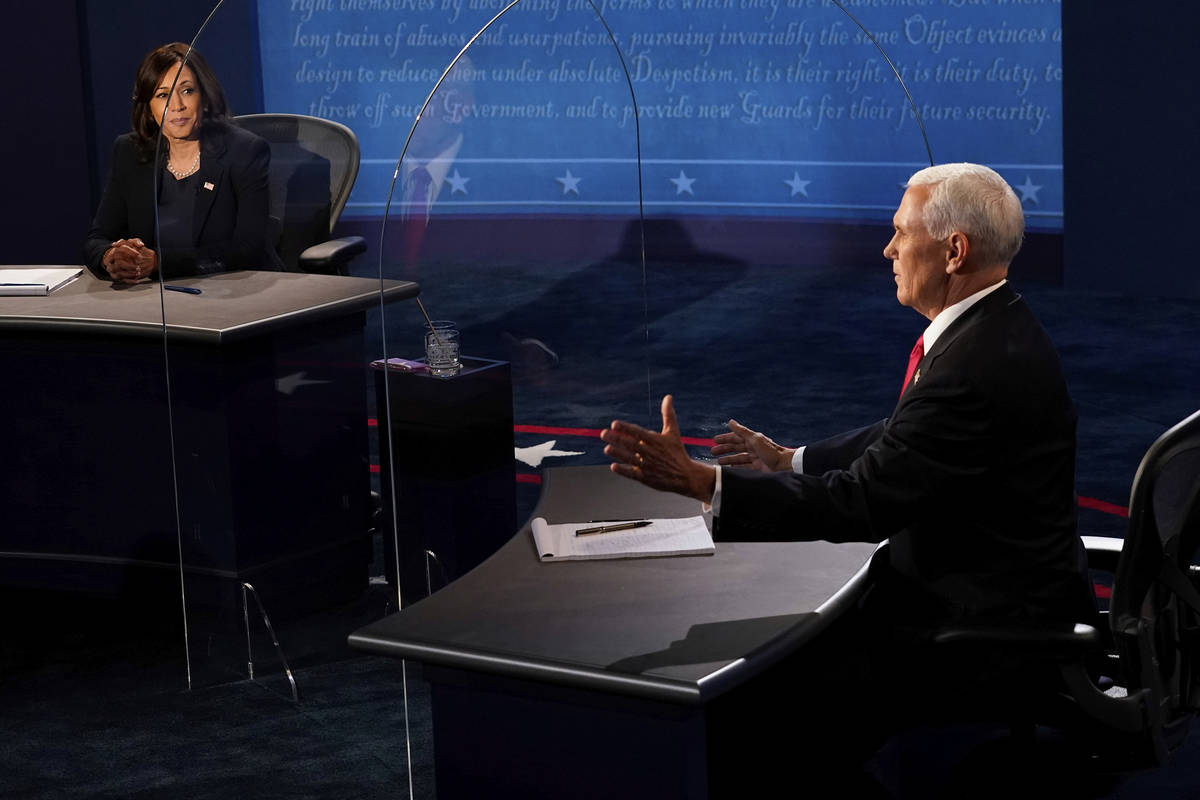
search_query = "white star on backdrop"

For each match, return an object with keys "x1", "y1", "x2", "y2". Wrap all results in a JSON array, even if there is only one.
[
  {"x1": 784, "y1": 172, "x2": 811, "y2": 198},
  {"x1": 446, "y1": 169, "x2": 470, "y2": 195},
  {"x1": 556, "y1": 169, "x2": 581, "y2": 196},
  {"x1": 514, "y1": 440, "x2": 584, "y2": 468},
  {"x1": 669, "y1": 170, "x2": 696, "y2": 196},
  {"x1": 1015, "y1": 175, "x2": 1042, "y2": 205}
]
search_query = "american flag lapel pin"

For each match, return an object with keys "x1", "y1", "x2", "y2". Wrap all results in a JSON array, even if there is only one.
[{"x1": 203, "y1": 181, "x2": 215, "y2": 191}]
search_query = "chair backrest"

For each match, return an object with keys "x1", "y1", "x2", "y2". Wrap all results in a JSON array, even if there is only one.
[
  {"x1": 233, "y1": 113, "x2": 361, "y2": 271},
  {"x1": 1110, "y1": 408, "x2": 1200, "y2": 761}
]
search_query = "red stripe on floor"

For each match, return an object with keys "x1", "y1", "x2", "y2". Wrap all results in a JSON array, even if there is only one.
[
  {"x1": 1078, "y1": 495, "x2": 1129, "y2": 518},
  {"x1": 372, "y1": 419, "x2": 1130, "y2": 519},
  {"x1": 680, "y1": 436, "x2": 716, "y2": 447},
  {"x1": 515, "y1": 424, "x2": 605, "y2": 438}
]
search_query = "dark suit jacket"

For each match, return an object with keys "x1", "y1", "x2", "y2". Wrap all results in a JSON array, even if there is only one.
[
  {"x1": 718, "y1": 284, "x2": 1093, "y2": 624},
  {"x1": 84, "y1": 122, "x2": 282, "y2": 279}
]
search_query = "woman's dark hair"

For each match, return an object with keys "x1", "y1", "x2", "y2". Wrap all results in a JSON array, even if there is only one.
[{"x1": 130, "y1": 42, "x2": 230, "y2": 151}]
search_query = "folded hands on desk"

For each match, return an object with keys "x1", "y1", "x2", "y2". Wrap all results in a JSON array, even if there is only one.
[{"x1": 104, "y1": 238, "x2": 159, "y2": 284}]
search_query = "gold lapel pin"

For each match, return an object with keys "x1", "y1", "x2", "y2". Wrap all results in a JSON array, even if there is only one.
[{"x1": 914, "y1": 369, "x2": 921, "y2": 384}]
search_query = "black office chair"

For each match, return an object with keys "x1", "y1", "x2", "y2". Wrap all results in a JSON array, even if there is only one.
[
  {"x1": 929, "y1": 407, "x2": 1200, "y2": 769},
  {"x1": 234, "y1": 113, "x2": 367, "y2": 275}
]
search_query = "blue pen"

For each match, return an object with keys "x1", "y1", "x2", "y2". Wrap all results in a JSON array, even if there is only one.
[{"x1": 164, "y1": 285, "x2": 202, "y2": 295}]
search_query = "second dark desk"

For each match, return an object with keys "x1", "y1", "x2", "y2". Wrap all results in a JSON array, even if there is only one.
[
  {"x1": 0, "y1": 269, "x2": 417, "y2": 614},
  {"x1": 373, "y1": 356, "x2": 516, "y2": 606},
  {"x1": 351, "y1": 465, "x2": 877, "y2": 798}
]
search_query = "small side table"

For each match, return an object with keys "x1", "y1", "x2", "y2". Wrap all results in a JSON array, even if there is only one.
[{"x1": 372, "y1": 356, "x2": 517, "y2": 606}]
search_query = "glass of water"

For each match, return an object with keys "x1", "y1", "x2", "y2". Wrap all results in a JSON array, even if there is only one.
[{"x1": 424, "y1": 320, "x2": 462, "y2": 377}]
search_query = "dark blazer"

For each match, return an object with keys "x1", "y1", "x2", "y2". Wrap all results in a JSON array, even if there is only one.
[
  {"x1": 84, "y1": 122, "x2": 282, "y2": 279},
  {"x1": 718, "y1": 283, "x2": 1093, "y2": 624}
]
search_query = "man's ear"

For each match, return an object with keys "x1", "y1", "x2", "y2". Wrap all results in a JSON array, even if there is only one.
[{"x1": 945, "y1": 231, "x2": 969, "y2": 274}]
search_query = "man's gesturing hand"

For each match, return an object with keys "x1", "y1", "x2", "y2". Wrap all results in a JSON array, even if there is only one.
[
  {"x1": 711, "y1": 420, "x2": 795, "y2": 472},
  {"x1": 601, "y1": 395, "x2": 716, "y2": 503}
]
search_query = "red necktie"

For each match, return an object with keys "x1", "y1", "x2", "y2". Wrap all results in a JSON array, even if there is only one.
[{"x1": 900, "y1": 334, "x2": 924, "y2": 398}]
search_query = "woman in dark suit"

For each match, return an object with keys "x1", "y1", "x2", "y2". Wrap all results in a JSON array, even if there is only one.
[{"x1": 84, "y1": 42, "x2": 280, "y2": 282}]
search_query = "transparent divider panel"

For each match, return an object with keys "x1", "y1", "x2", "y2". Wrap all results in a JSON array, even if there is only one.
[
  {"x1": 640, "y1": 3, "x2": 938, "y2": 464},
  {"x1": 375, "y1": 1, "x2": 648, "y2": 610},
  {"x1": 3, "y1": 41, "x2": 184, "y2": 701},
  {"x1": 153, "y1": 6, "x2": 395, "y2": 696}
]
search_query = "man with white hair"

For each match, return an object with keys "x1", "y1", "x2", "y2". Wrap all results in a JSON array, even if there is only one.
[
  {"x1": 602, "y1": 162, "x2": 1093, "y2": 627},
  {"x1": 603, "y1": 163, "x2": 1095, "y2": 782}
]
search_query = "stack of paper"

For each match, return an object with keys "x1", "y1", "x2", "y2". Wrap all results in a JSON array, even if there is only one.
[
  {"x1": 0, "y1": 267, "x2": 83, "y2": 296},
  {"x1": 530, "y1": 516, "x2": 715, "y2": 562}
]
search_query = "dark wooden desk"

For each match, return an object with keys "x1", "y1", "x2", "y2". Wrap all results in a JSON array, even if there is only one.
[
  {"x1": 350, "y1": 465, "x2": 877, "y2": 798},
  {"x1": 0, "y1": 269, "x2": 417, "y2": 612}
]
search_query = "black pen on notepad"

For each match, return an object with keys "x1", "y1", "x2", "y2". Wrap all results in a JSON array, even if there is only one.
[
  {"x1": 164, "y1": 285, "x2": 202, "y2": 295},
  {"x1": 574, "y1": 520, "x2": 653, "y2": 537}
]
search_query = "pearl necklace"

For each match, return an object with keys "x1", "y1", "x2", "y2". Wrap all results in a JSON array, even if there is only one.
[{"x1": 167, "y1": 151, "x2": 200, "y2": 180}]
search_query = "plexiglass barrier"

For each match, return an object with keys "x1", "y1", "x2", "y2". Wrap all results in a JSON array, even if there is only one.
[
  {"x1": 5, "y1": 0, "x2": 950, "y2": 794},
  {"x1": 154, "y1": 5, "x2": 408, "y2": 697},
  {"x1": 373, "y1": 0, "x2": 649, "y2": 610},
  {"x1": 641, "y1": 2, "x2": 936, "y2": 465}
]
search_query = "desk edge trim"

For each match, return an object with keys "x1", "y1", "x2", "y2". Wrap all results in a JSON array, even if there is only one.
[
  {"x1": 694, "y1": 545, "x2": 878, "y2": 701},
  {"x1": 0, "y1": 279, "x2": 419, "y2": 344},
  {"x1": 347, "y1": 634, "x2": 706, "y2": 704}
]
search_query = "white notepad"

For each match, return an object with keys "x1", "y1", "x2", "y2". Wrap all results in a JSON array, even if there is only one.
[
  {"x1": 530, "y1": 516, "x2": 715, "y2": 562},
  {"x1": 0, "y1": 267, "x2": 83, "y2": 296}
]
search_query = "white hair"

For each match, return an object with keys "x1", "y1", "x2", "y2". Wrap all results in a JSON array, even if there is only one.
[{"x1": 906, "y1": 163, "x2": 1025, "y2": 267}]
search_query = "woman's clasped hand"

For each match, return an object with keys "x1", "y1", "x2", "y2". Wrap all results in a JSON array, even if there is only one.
[{"x1": 103, "y1": 238, "x2": 158, "y2": 284}]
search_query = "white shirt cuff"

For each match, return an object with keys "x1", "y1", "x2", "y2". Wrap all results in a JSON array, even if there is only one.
[
  {"x1": 704, "y1": 464, "x2": 722, "y2": 516},
  {"x1": 791, "y1": 446, "x2": 806, "y2": 474}
]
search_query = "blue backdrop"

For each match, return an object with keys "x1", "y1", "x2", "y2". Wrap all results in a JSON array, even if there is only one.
[{"x1": 258, "y1": 0, "x2": 1062, "y2": 228}]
